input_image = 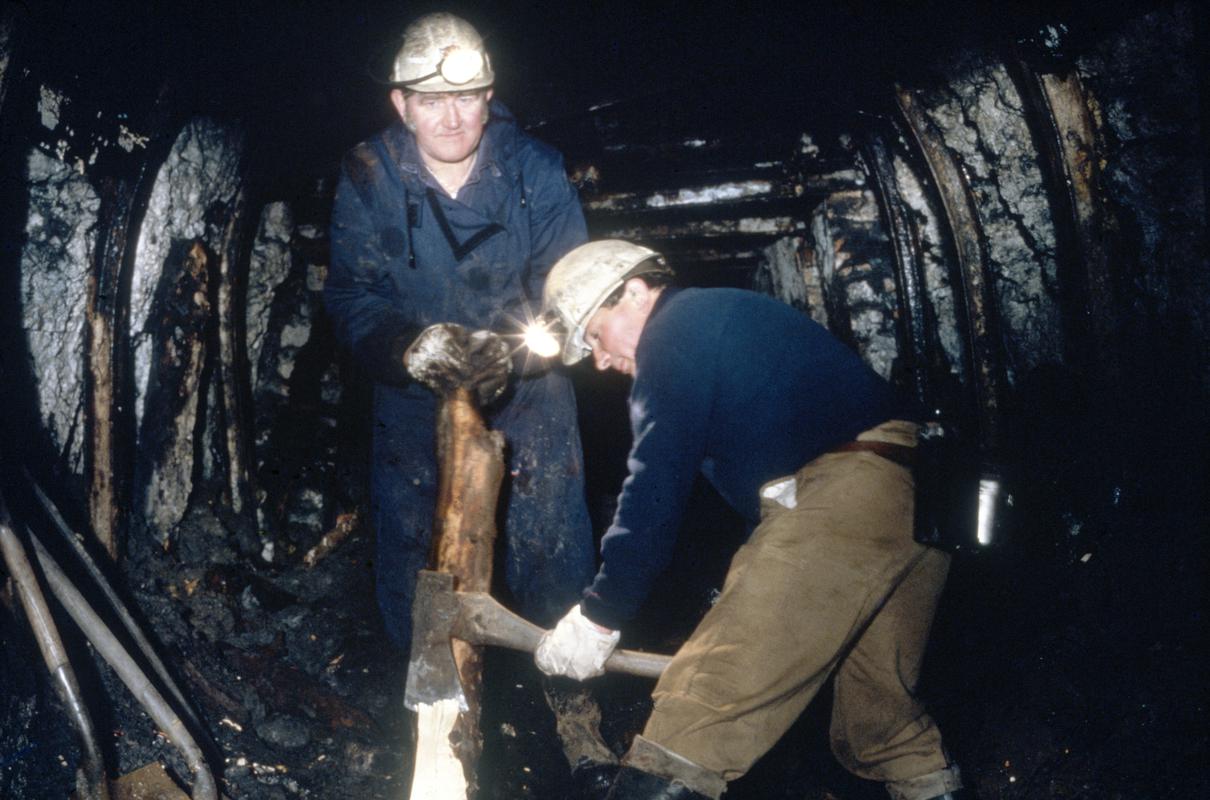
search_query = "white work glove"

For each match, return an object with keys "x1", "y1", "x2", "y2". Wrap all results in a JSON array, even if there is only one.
[{"x1": 534, "y1": 604, "x2": 621, "y2": 681}]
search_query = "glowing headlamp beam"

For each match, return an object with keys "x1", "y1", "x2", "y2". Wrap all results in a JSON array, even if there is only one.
[
  {"x1": 466, "y1": 318, "x2": 562, "y2": 384},
  {"x1": 438, "y1": 48, "x2": 484, "y2": 85},
  {"x1": 398, "y1": 47, "x2": 485, "y2": 87},
  {"x1": 521, "y1": 322, "x2": 561, "y2": 359}
]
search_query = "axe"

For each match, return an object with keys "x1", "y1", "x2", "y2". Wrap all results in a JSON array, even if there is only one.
[
  {"x1": 405, "y1": 569, "x2": 671, "y2": 712},
  {"x1": 402, "y1": 334, "x2": 667, "y2": 798}
]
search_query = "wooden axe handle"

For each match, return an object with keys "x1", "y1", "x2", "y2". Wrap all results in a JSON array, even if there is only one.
[{"x1": 453, "y1": 591, "x2": 671, "y2": 679}]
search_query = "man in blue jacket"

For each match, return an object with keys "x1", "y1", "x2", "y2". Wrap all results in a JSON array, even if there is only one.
[
  {"x1": 534, "y1": 240, "x2": 968, "y2": 800},
  {"x1": 324, "y1": 13, "x2": 615, "y2": 790}
]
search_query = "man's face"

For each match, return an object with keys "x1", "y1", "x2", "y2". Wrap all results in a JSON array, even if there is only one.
[
  {"x1": 392, "y1": 88, "x2": 492, "y2": 166},
  {"x1": 583, "y1": 278, "x2": 655, "y2": 377}
]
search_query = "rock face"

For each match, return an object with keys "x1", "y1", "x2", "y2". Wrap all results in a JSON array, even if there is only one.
[
  {"x1": 755, "y1": 235, "x2": 812, "y2": 316},
  {"x1": 916, "y1": 54, "x2": 1065, "y2": 383},
  {"x1": 1079, "y1": 3, "x2": 1207, "y2": 385},
  {"x1": 18, "y1": 148, "x2": 97, "y2": 474},
  {"x1": 892, "y1": 151, "x2": 965, "y2": 389},
  {"x1": 812, "y1": 182, "x2": 902, "y2": 381},
  {"x1": 132, "y1": 240, "x2": 212, "y2": 541},
  {"x1": 130, "y1": 117, "x2": 244, "y2": 430},
  {"x1": 123, "y1": 117, "x2": 244, "y2": 538},
  {"x1": 8, "y1": 102, "x2": 346, "y2": 551},
  {"x1": 248, "y1": 205, "x2": 349, "y2": 557},
  {"x1": 246, "y1": 201, "x2": 296, "y2": 390}
]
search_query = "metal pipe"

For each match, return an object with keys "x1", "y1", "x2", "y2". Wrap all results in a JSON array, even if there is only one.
[
  {"x1": 0, "y1": 492, "x2": 110, "y2": 800},
  {"x1": 22, "y1": 467, "x2": 213, "y2": 752},
  {"x1": 28, "y1": 532, "x2": 219, "y2": 800}
]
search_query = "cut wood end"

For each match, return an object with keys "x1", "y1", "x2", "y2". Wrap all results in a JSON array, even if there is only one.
[{"x1": 409, "y1": 698, "x2": 470, "y2": 800}]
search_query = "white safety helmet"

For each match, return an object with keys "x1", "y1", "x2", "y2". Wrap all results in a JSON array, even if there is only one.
[
  {"x1": 390, "y1": 13, "x2": 494, "y2": 93},
  {"x1": 543, "y1": 240, "x2": 672, "y2": 365}
]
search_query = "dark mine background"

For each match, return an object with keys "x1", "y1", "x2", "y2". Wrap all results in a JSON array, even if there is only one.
[{"x1": 1, "y1": 1, "x2": 1207, "y2": 798}]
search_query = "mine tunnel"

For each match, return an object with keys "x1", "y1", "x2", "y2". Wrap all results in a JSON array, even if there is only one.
[{"x1": 1, "y1": 1, "x2": 1206, "y2": 798}]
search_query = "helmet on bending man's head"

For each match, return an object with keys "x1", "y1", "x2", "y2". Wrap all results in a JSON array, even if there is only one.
[
  {"x1": 542, "y1": 240, "x2": 673, "y2": 365},
  {"x1": 390, "y1": 12, "x2": 494, "y2": 93}
]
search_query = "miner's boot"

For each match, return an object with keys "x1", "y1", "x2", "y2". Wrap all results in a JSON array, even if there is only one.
[
  {"x1": 541, "y1": 676, "x2": 618, "y2": 800},
  {"x1": 605, "y1": 735, "x2": 726, "y2": 800},
  {"x1": 887, "y1": 761, "x2": 968, "y2": 800},
  {"x1": 605, "y1": 767, "x2": 713, "y2": 800}
]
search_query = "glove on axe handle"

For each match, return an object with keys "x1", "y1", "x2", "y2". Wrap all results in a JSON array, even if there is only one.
[{"x1": 454, "y1": 591, "x2": 671, "y2": 679}]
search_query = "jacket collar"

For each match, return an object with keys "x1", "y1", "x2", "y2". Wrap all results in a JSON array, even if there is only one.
[{"x1": 648, "y1": 286, "x2": 681, "y2": 322}]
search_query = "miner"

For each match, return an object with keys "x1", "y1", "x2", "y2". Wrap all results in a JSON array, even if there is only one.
[
  {"x1": 534, "y1": 240, "x2": 968, "y2": 800},
  {"x1": 323, "y1": 13, "x2": 615, "y2": 792}
]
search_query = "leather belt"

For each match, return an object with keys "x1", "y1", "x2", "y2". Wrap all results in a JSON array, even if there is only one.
[{"x1": 828, "y1": 440, "x2": 915, "y2": 469}]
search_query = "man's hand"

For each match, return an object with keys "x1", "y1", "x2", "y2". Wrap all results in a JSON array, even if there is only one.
[
  {"x1": 464, "y1": 328, "x2": 510, "y2": 404},
  {"x1": 404, "y1": 323, "x2": 510, "y2": 405},
  {"x1": 534, "y1": 604, "x2": 620, "y2": 681}
]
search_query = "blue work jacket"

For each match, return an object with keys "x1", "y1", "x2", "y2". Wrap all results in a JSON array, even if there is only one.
[
  {"x1": 324, "y1": 101, "x2": 594, "y2": 642},
  {"x1": 581, "y1": 288, "x2": 910, "y2": 628},
  {"x1": 325, "y1": 99, "x2": 587, "y2": 397}
]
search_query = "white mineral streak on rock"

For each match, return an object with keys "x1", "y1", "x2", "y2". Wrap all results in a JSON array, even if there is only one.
[
  {"x1": 38, "y1": 85, "x2": 64, "y2": 129},
  {"x1": 645, "y1": 180, "x2": 772, "y2": 208},
  {"x1": 755, "y1": 235, "x2": 810, "y2": 313}
]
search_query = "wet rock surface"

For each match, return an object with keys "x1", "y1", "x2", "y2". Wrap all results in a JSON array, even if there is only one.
[
  {"x1": 129, "y1": 118, "x2": 245, "y2": 432},
  {"x1": 18, "y1": 148, "x2": 97, "y2": 476},
  {"x1": 119, "y1": 496, "x2": 407, "y2": 799},
  {"x1": 919, "y1": 55, "x2": 1065, "y2": 381}
]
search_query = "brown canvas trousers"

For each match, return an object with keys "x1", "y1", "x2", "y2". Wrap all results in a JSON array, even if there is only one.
[{"x1": 642, "y1": 420, "x2": 960, "y2": 798}]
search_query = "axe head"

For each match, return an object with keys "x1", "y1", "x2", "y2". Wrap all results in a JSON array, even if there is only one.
[{"x1": 404, "y1": 570, "x2": 468, "y2": 712}]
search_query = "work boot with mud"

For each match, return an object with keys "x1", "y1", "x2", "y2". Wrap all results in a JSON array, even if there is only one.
[
  {"x1": 605, "y1": 735, "x2": 726, "y2": 800},
  {"x1": 541, "y1": 675, "x2": 618, "y2": 799},
  {"x1": 889, "y1": 761, "x2": 969, "y2": 800},
  {"x1": 604, "y1": 765, "x2": 715, "y2": 799}
]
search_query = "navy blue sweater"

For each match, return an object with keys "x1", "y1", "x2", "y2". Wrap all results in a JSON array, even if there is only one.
[{"x1": 581, "y1": 287, "x2": 909, "y2": 628}]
